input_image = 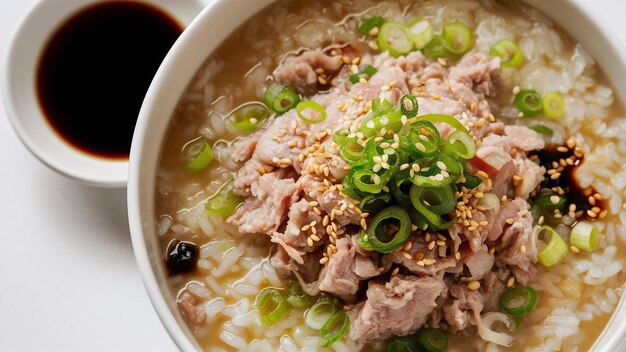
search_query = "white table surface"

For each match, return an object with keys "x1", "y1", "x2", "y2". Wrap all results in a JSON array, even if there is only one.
[{"x1": 1, "y1": 1, "x2": 625, "y2": 351}]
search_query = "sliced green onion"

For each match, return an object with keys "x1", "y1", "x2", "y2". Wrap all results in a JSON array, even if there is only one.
[
  {"x1": 410, "y1": 184, "x2": 456, "y2": 230},
  {"x1": 402, "y1": 121, "x2": 440, "y2": 157},
  {"x1": 372, "y1": 98, "x2": 394, "y2": 116},
  {"x1": 416, "y1": 327, "x2": 448, "y2": 352},
  {"x1": 321, "y1": 311, "x2": 349, "y2": 347},
  {"x1": 500, "y1": 286, "x2": 537, "y2": 317},
  {"x1": 443, "y1": 130, "x2": 476, "y2": 159},
  {"x1": 351, "y1": 166, "x2": 385, "y2": 194},
  {"x1": 463, "y1": 175, "x2": 483, "y2": 190},
  {"x1": 515, "y1": 89, "x2": 543, "y2": 117},
  {"x1": 400, "y1": 94, "x2": 419, "y2": 118},
  {"x1": 358, "y1": 230, "x2": 375, "y2": 251},
  {"x1": 349, "y1": 64, "x2": 378, "y2": 84},
  {"x1": 360, "y1": 193, "x2": 392, "y2": 213},
  {"x1": 263, "y1": 83, "x2": 300, "y2": 115},
  {"x1": 255, "y1": 288, "x2": 289, "y2": 325},
  {"x1": 333, "y1": 132, "x2": 365, "y2": 164},
  {"x1": 489, "y1": 39, "x2": 523, "y2": 68},
  {"x1": 359, "y1": 16, "x2": 384, "y2": 35},
  {"x1": 305, "y1": 300, "x2": 337, "y2": 330},
  {"x1": 231, "y1": 102, "x2": 272, "y2": 131},
  {"x1": 536, "y1": 226, "x2": 568, "y2": 267},
  {"x1": 363, "y1": 206, "x2": 412, "y2": 253},
  {"x1": 442, "y1": 22, "x2": 473, "y2": 56},
  {"x1": 528, "y1": 124, "x2": 554, "y2": 136},
  {"x1": 532, "y1": 191, "x2": 566, "y2": 213},
  {"x1": 542, "y1": 92, "x2": 565, "y2": 119},
  {"x1": 412, "y1": 113, "x2": 469, "y2": 133},
  {"x1": 361, "y1": 109, "x2": 403, "y2": 138},
  {"x1": 422, "y1": 35, "x2": 447, "y2": 60},
  {"x1": 296, "y1": 100, "x2": 327, "y2": 124},
  {"x1": 286, "y1": 283, "x2": 311, "y2": 308},
  {"x1": 408, "y1": 19, "x2": 434, "y2": 50},
  {"x1": 378, "y1": 22, "x2": 413, "y2": 58},
  {"x1": 206, "y1": 182, "x2": 243, "y2": 218},
  {"x1": 387, "y1": 337, "x2": 420, "y2": 352},
  {"x1": 390, "y1": 176, "x2": 412, "y2": 207},
  {"x1": 183, "y1": 138, "x2": 214, "y2": 172},
  {"x1": 570, "y1": 221, "x2": 600, "y2": 252}
]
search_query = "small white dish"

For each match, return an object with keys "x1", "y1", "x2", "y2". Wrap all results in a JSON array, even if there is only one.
[{"x1": 2, "y1": 0, "x2": 205, "y2": 188}]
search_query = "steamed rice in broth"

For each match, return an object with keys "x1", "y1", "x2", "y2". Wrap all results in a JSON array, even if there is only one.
[{"x1": 155, "y1": 0, "x2": 626, "y2": 350}]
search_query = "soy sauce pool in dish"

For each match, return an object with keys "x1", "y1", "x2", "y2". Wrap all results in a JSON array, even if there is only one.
[{"x1": 37, "y1": 2, "x2": 182, "y2": 159}]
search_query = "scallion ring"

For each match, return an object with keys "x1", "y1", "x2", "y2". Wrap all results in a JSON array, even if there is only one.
[
  {"x1": 305, "y1": 300, "x2": 337, "y2": 330},
  {"x1": 542, "y1": 92, "x2": 565, "y2": 119},
  {"x1": 529, "y1": 124, "x2": 554, "y2": 137},
  {"x1": 570, "y1": 221, "x2": 600, "y2": 252},
  {"x1": 410, "y1": 184, "x2": 456, "y2": 230},
  {"x1": 205, "y1": 181, "x2": 243, "y2": 218},
  {"x1": 387, "y1": 338, "x2": 420, "y2": 352},
  {"x1": 359, "y1": 16, "x2": 384, "y2": 35},
  {"x1": 183, "y1": 138, "x2": 214, "y2": 172},
  {"x1": 296, "y1": 100, "x2": 327, "y2": 124},
  {"x1": 536, "y1": 225, "x2": 568, "y2": 267},
  {"x1": 442, "y1": 22, "x2": 473, "y2": 56},
  {"x1": 321, "y1": 311, "x2": 349, "y2": 347},
  {"x1": 363, "y1": 206, "x2": 412, "y2": 253},
  {"x1": 500, "y1": 286, "x2": 537, "y2": 317},
  {"x1": 489, "y1": 39, "x2": 523, "y2": 68},
  {"x1": 402, "y1": 120, "x2": 440, "y2": 157},
  {"x1": 408, "y1": 18, "x2": 434, "y2": 50},
  {"x1": 422, "y1": 35, "x2": 447, "y2": 60},
  {"x1": 409, "y1": 113, "x2": 469, "y2": 133},
  {"x1": 378, "y1": 22, "x2": 413, "y2": 58},
  {"x1": 231, "y1": 102, "x2": 272, "y2": 131},
  {"x1": 515, "y1": 89, "x2": 543, "y2": 117},
  {"x1": 255, "y1": 288, "x2": 290, "y2": 325},
  {"x1": 286, "y1": 283, "x2": 311, "y2": 308},
  {"x1": 400, "y1": 94, "x2": 419, "y2": 118},
  {"x1": 349, "y1": 64, "x2": 378, "y2": 84},
  {"x1": 263, "y1": 83, "x2": 300, "y2": 115},
  {"x1": 443, "y1": 130, "x2": 476, "y2": 159},
  {"x1": 416, "y1": 327, "x2": 448, "y2": 352}
]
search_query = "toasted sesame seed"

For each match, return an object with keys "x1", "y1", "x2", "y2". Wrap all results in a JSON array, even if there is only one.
[
  {"x1": 557, "y1": 146, "x2": 569, "y2": 153},
  {"x1": 307, "y1": 238, "x2": 314, "y2": 247},
  {"x1": 313, "y1": 207, "x2": 322, "y2": 215},
  {"x1": 311, "y1": 234, "x2": 321, "y2": 242},
  {"x1": 520, "y1": 245, "x2": 526, "y2": 253},
  {"x1": 391, "y1": 267, "x2": 400, "y2": 276},
  {"x1": 436, "y1": 240, "x2": 446, "y2": 246},
  {"x1": 587, "y1": 210, "x2": 597, "y2": 218},
  {"x1": 570, "y1": 245, "x2": 580, "y2": 254},
  {"x1": 599, "y1": 210, "x2": 608, "y2": 219},
  {"x1": 319, "y1": 257, "x2": 329, "y2": 264},
  {"x1": 507, "y1": 277, "x2": 515, "y2": 287},
  {"x1": 401, "y1": 251, "x2": 412, "y2": 260},
  {"x1": 427, "y1": 241, "x2": 436, "y2": 250},
  {"x1": 454, "y1": 252, "x2": 461, "y2": 260},
  {"x1": 414, "y1": 251, "x2": 425, "y2": 261},
  {"x1": 468, "y1": 280, "x2": 481, "y2": 291},
  {"x1": 360, "y1": 218, "x2": 367, "y2": 230},
  {"x1": 477, "y1": 170, "x2": 489, "y2": 179},
  {"x1": 550, "y1": 195, "x2": 560, "y2": 205},
  {"x1": 505, "y1": 218, "x2": 515, "y2": 225},
  {"x1": 301, "y1": 225, "x2": 310, "y2": 232},
  {"x1": 550, "y1": 173, "x2": 561, "y2": 180}
]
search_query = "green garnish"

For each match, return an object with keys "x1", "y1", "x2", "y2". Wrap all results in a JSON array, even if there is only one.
[
  {"x1": 183, "y1": 138, "x2": 214, "y2": 172},
  {"x1": 515, "y1": 89, "x2": 543, "y2": 117},
  {"x1": 489, "y1": 39, "x2": 523, "y2": 68},
  {"x1": 263, "y1": 83, "x2": 300, "y2": 115},
  {"x1": 500, "y1": 286, "x2": 538, "y2": 317}
]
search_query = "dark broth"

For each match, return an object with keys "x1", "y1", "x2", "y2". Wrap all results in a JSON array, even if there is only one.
[{"x1": 37, "y1": 1, "x2": 182, "y2": 159}]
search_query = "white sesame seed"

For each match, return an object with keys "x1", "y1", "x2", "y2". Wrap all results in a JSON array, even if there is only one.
[{"x1": 436, "y1": 161, "x2": 446, "y2": 170}]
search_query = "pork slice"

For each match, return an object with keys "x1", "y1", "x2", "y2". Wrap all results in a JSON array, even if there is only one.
[
  {"x1": 301, "y1": 138, "x2": 350, "y2": 182},
  {"x1": 348, "y1": 275, "x2": 445, "y2": 341},
  {"x1": 485, "y1": 198, "x2": 530, "y2": 242},
  {"x1": 228, "y1": 172, "x2": 300, "y2": 235},
  {"x1": 300, "y1": 174, "x2": 361, "y2": 226},
  {"x1": 463, "y1": 245, "x2": 495, "y2": 280},
  {"x1": 271, "y1": 198, "x2": 321, "y2": 264},
  {"x1": 448, "y1": 52, "x2": 501, "y2": 97},
  {"x1": 504, "y1": 125, "x2": 545, "y2": 152},
  {"x1": 383, "y1": 236, "x2": 459, "y2": 277},
  {"x1": 274, "y1": 49, "x2": 343, "y2": 95},
  {"x1": 470, "y1": 141, "x2": 515, "y2": 197},
  {"x1": 271, "y1": 246, "x2": 323, "y2": 296},
  {"x1": 177, "y1": 292, "x2": 206, "y2": 325},
  {"x1": 443, "y1": 284, "x2": 485, "y2": 331},
  {"x1": 231, "y1": 134, "x2": 260, "y2": 163},
  {"x1": 318, "y1": 237, "x2": 380, "y2": 301},
  {"x1": 232, "y1": 158, "x2": 273, "y2": 196},
  {"x1": 496, "y1": 203, "x2": 537, "y2": 285},
  {"x1": 513, "y1": 157, "x2": 545, "y2": 200}
]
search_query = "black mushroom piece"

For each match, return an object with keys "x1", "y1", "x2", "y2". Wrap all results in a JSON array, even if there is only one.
[{"x1": 166, "y1": 240, "x2": 198, "y2": 274}]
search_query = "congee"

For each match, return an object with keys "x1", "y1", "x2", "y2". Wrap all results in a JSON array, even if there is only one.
[{"x1": 155, "y1": 0, "x2": 626, "y2": 350}]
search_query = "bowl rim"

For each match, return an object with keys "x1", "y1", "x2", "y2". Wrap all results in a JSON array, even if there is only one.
[{"x1": 128, "y1": 0, "x2": 626, "y2": 350}]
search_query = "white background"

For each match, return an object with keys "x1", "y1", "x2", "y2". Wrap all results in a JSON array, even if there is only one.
[{"x1": 1, "y1": 1, "x2": 625, "y2": 351}]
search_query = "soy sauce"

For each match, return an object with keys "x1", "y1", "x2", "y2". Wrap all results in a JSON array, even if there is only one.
[{"x1": 37, "y1": 2, "x2": 182, "y2": 159}]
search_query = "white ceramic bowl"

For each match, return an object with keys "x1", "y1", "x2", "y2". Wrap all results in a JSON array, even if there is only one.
[
  {"x1": 2, "y1": 0, "x2": 204, "y2": 188},
  {"x1": 128, "y1": 0, "x2": 626, "y2": 350}
]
